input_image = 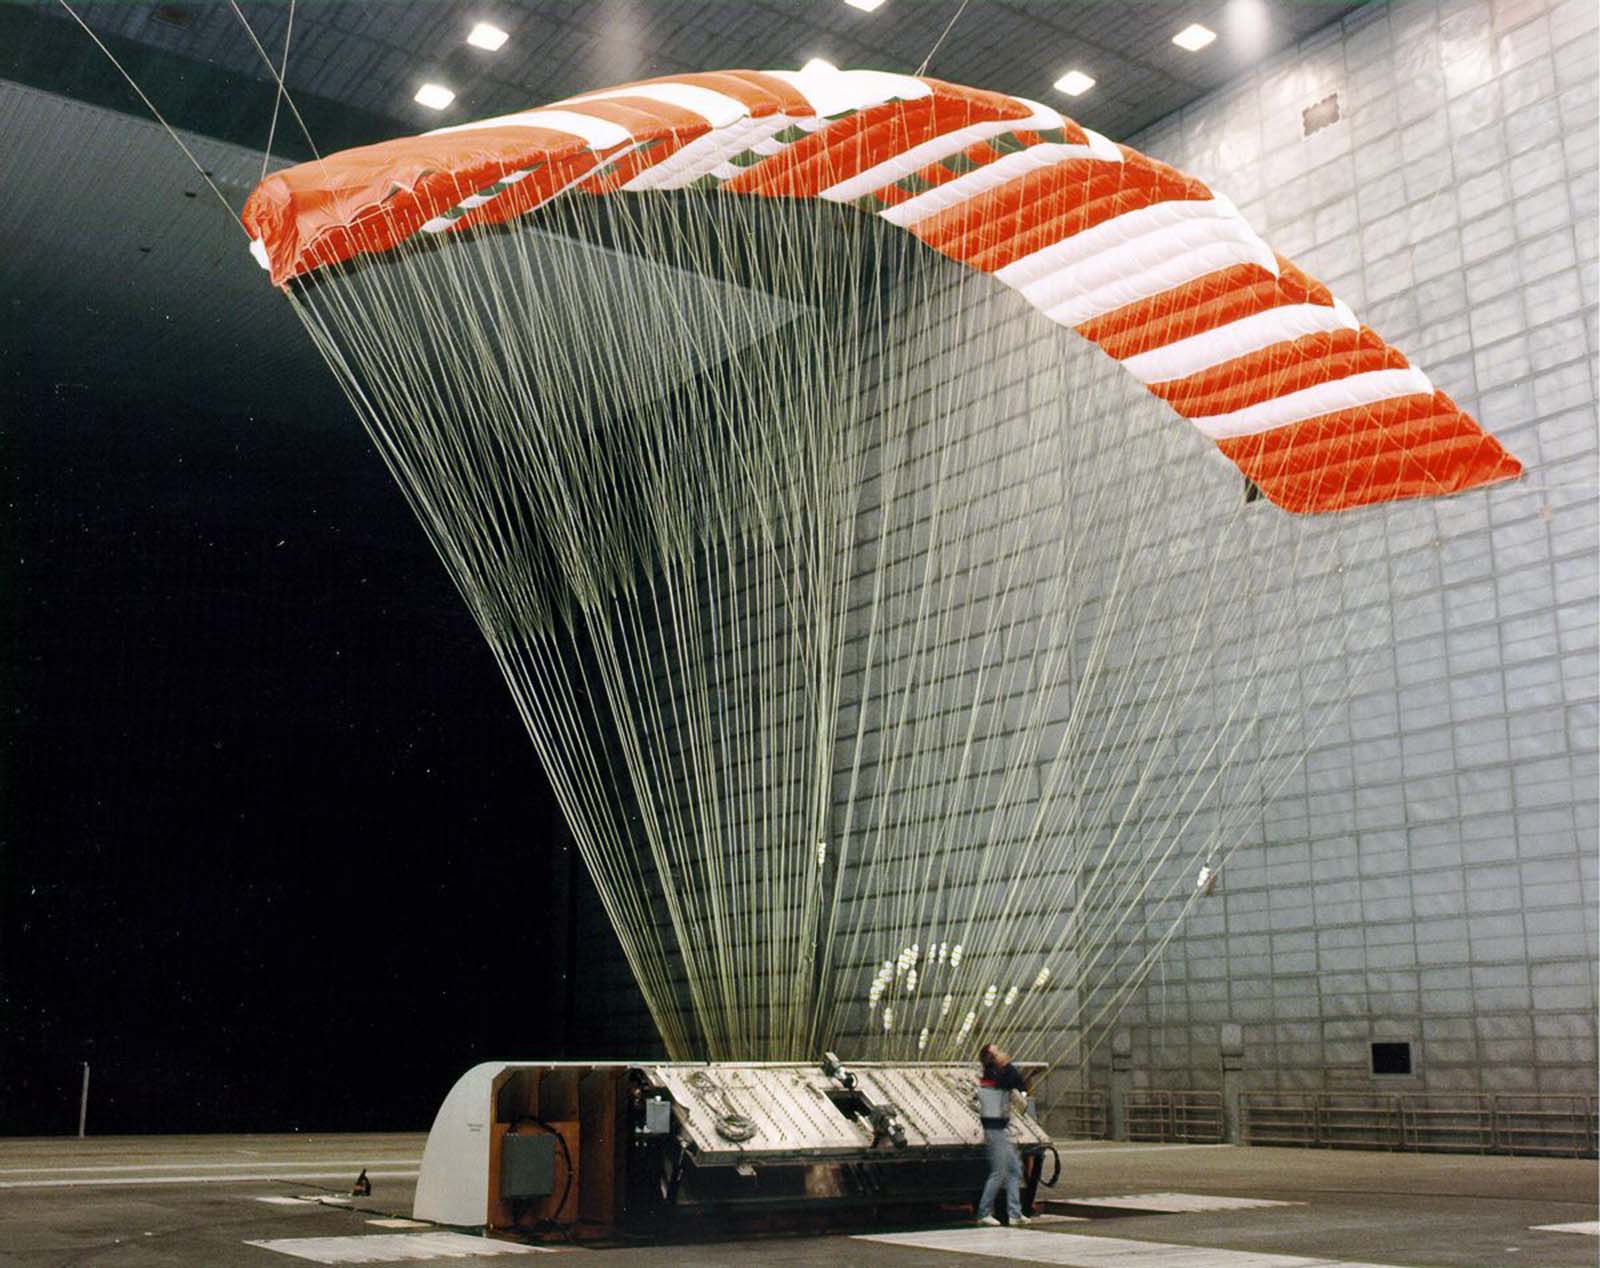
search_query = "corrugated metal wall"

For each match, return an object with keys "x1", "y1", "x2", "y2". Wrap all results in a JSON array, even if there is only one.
[{"x1": 1096, "y1": 0, "x2": 1598, "y2": 1098}]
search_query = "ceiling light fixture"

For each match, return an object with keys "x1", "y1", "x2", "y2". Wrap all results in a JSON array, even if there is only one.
[
  {"x1": 467, "y1": 22, "x2": 509, "y2": 51},
  {"x1": 414, "y1": 83, "x2": 456, "y2": 110},
  {"x1": 844, "y1": 0, "x2": 887, "y2": 11},
  {"x1": 1052, "y1": 69, "x2": 1095, "y2": 97},
  {"x1": 800, "y1": 57, "x2": 839, "y2": 75},
  {"x1": 1225, "y1": 0, "x2": 1270, "y2": 58},
  {"x1": 1172, "y1": 22, "x2": 1216, "y2": 51}
]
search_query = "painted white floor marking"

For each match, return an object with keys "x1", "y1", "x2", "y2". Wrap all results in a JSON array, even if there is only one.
[
  {"x1": 256, "y1": 1196, "x2": 318, "y2": 1205},
  {"x1": 0, "y1": 1159, "x2": 420, "y2": 1175},
  {"x1": 856, "y1": 1228, "x2": 1410, "y2": 1267},
  {"x1": 0, "y1": 1170, "x2": 418, "y2": 1190},
  {"x1": 1027, "y1": 1213, "x2": 1089, "y2": 1224},
  {"x1": 244, "y1": 1231, "x2": 549, "y2": 1262},
  {"x1": 1074, "y1": 1192, "x2": 1302, "y2": 1212},
  {"x1": 1049, "y1": 1143, "x2": 1228, "y2": 1156},
  {"x1": 1532, "y1": 1221, "x2": 1600, "y2": 1234},
  {"x1": 366, "y1": 1219, "x2": 430, "y2": 1229}
]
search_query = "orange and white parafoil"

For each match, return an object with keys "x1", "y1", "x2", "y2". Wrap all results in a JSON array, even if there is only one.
[{"x1": 244, "y1": 66, "x2": 1521, "y2": 514}]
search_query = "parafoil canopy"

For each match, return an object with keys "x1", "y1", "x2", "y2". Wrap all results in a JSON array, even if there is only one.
[{"x1": 243, "y1": 66, "x2": 1521, "y2": 515}]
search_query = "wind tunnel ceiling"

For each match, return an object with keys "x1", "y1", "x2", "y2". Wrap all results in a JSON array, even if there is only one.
[
  {"x1": 2, "y1": 0, "x2": 1365, "y2": 426},
  {"x1": 11, "y1": 1, "x2": 1367, "y2": 155}
]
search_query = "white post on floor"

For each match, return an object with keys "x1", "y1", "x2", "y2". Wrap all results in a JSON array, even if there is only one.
[{"x1": 77, "y1": 1063, "x2": 90, "y2": 1138}]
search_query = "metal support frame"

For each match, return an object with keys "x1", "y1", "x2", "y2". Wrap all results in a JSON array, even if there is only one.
[{"x1": 1233, "y1": 1090, "x2": 1598, "y2": 1157}]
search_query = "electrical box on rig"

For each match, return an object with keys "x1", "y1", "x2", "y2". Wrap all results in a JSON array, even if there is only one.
[
  {"x1": 413, "y1": 1058, "x2": 1054, "y2": 1238},
  {"x1": 499, "y1": 1133, "x2": 554, "y2": 1199}
]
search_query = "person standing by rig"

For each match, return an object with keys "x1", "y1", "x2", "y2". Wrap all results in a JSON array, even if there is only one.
[{"x1": 974, "y1": 1042, "x2": 1031, "y2": 1227}]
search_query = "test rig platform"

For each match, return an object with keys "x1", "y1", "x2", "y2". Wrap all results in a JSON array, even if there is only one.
[{"x1": 413, "y1": 1057, "x2": 1056, "y2": 1236}]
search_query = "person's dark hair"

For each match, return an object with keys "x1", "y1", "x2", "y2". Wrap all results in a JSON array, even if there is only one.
[{"x1": 979, "y1": 1043, "x2": 997, "y2": 1068}]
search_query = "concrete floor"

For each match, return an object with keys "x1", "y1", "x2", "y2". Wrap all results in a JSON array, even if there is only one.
[{"x1": 0, "y1": 1134, "x2": 1594, "y2": 1267}]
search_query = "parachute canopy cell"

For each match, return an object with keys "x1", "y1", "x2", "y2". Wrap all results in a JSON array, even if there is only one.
[{"x1": 241, "y1": 66, "x2": 1522, "y2": 515}]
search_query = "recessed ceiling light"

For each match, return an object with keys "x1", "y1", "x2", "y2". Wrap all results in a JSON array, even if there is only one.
[
  {"x1": 1052, "y1": 69, "x2": 1095, "y2": 97},
  {"x1": 1172, "y1": 22, "x2": 1216, "y2": 51},
  {"x1": 800, "y1": 57, "x2": 838, "y2": 75},
  {"x1": 1225, "y1": 0, "x2": 1270, "y2": 57},
  {"x1": 467, "y1": 21, "x2": 509, "y2": 51},
  {"x1": 844, "y1": 0, "x2": 887, "y2": 11},
  {"x1": 414, "y1": 83, "x2": 456, "y2": 110}
]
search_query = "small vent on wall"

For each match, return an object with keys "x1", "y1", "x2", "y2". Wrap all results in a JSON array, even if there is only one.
[
  {"x1": 1371, "y1": 1040, "x2": 1413, "y2": 1076},
  {"x1": 1302, "y1": 92, "x2": 1341, "y2": 138}
]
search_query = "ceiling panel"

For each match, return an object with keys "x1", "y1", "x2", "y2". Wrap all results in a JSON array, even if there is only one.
[{"x1": 27, "y1": 0, "x2": 1366, "y2": 150}]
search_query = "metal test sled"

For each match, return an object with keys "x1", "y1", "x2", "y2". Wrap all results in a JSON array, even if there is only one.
[{"x1": 413, "y1": 1057, "x2": 1055, "y2": 1234}]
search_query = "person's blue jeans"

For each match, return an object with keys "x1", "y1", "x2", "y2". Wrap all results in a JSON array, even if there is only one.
[{"x1": 978, "y1": 1125, "x2": 1022, "y2": 1220}]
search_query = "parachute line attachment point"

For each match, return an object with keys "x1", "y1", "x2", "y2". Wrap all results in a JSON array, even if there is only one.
[{"x1": 226, "y1": 0, "x2": 322, "y2": 168}]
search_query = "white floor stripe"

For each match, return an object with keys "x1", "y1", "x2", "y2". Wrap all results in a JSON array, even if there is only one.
[
  {"x1": 366, "y1": 1219, "x2": 430, "y2": 1229},
  {"x1": 1050, "y1": 1143, "x2": 1227, "y2": 1156},
  {"x1": 0, "y1": 1159, "x2": 420, "y2": 1175},
  {"x1": 244, "y1": 1231, "x2": 548, "y2": 1263},
  {"x1": 1074, "y1": 1192, "x2": 1301, "y2": 1212},
  {"x1": 1532, "y1": 1221, "x2": 1600, "y2": 1234},
  {"x1": 256, "y1": 1196, "x2": 318, "y2": 1205},
  {"x1": 0, "y1": 1169, "x2": 418, "y2": 1190},
  {"x1": 856, "y1": 1228, "x2": 1409, "y2": 1267}
]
